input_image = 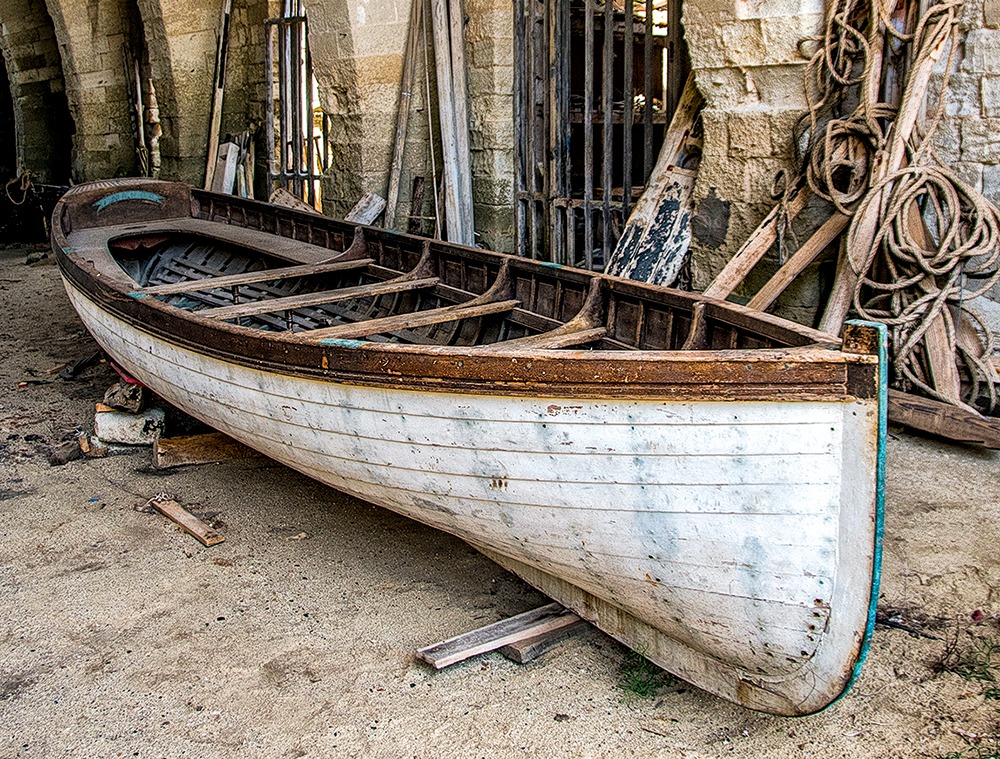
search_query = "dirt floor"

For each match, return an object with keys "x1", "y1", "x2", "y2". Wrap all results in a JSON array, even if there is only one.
[{"x1": 2, "y1": 240, "x2": 1000, "y2": 758}]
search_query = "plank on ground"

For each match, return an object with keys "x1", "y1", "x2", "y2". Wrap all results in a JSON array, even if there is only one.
[
  {"x1": 417, "y1": 602, "x2": 582, "y2": 669},
  {"x1": 153, "y1": 431, "x2": 262, "y2": 469},
  {"x1": 147, "y1": 496, "x2": 226, "y2": 546},
  {"x1": 498, "y1": 618, "x2": 589, "y2": 664}
]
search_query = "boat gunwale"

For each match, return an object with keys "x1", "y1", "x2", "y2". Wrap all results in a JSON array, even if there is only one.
[{"x1": 53, "y1": 180, "x2": 878, "y2": 402}]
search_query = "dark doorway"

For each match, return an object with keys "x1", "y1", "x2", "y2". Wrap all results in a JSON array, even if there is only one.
[{"x1": 1, "y1": 56, "x2": 17, "y2": 182}]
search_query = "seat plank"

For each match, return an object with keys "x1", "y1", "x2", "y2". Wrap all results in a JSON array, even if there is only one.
[
  {"x1": 300, "y1": 299, "x2": 520, "y2": 342},
  {"x1": 200, "y1": 276, "x2": 441, "y2": 320}
]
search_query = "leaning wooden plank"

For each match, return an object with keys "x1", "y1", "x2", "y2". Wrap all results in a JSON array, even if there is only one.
[
  {"x1": 703, "y1": 184, "x2": 814, "y2": 300},
  {"x1": 499, "y1": 618, "x2": 589, "y2": 664},
  {"x1": 888, "y1": 389, "x2": 1000, "y2": 448},
  {"x1": 345, "y1": 192, "x2": 387, "y2": 225},
  {"x1": 269, "y1": 187, "x2": 322, "y2": 215},
  {"x1": 153, "y1": 431, "x2": 262, "y2": 469},
  {"x1": 211, "y1": 142, "x2": 240, "y2": 195},
  {"x1": 147, "y1": 496, "x2": 226, "y2": 546},
  {"x1": 820, "y1": 24, "x2": 952, "y2": 334},
  {"x1": 384, "y1": 0, "x2": 424, "y2": 230},
  {"x1": 299, "y1": 298, "x2": 520, "y2": 341},
  {"x1": 604, "y1": 170, "x2": 698, "y2": 287},
  {"x1": 417, "y1": 603, "x2": 581, "y2": 669},
  {"x1": 203, "y1": 0, "x2": 234, "y2": 190},
  {"x1": 908, "y1": 203, "x2": 962, "y2": 403},
  {"x1": 139, "y1": 258, "x2": 375, "y2": 296},
  {"x1": 746, "y1": 212, "x2": 849, "y2": 311},
  {"x1": 200, "y1": 276, "x2": 441, "y2": 320},
  {"x1": 604, "y1": 74, "x2": 702, "y2": 286}
]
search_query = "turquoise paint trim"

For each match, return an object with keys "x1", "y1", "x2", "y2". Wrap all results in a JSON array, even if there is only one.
[
  {"x1": 127, "y1": 292, "x2": 149, "y2": 300},
  {"x1": 540, "y1": 261, "x2": 564, "y2": 269},
  {"x1": 828, "y1": 319, "x2": 888, "y2": 711},
  {"x1": 93, "y1": 191, "x2": 166, "y2": 212},
  {"x1": 320, "y1": 338, "x2": 367, "y2": 348}
]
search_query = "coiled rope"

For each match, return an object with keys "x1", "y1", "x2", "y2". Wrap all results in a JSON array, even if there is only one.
[{"x1": 799, "y1": 0, "x2": 1000, "y2": 412}]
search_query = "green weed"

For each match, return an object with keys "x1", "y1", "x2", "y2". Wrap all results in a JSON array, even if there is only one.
[
  {"x1": 618, "y1": 648, "x2": 675, "y2": 702},
  {"x1": 936, "y1": 634, "x2": 1000, "y2": 685}
]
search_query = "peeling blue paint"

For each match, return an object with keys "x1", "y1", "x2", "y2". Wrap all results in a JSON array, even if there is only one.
[
  {"x1": 320, "y1": 338, "x2": 367, "y2": 348},
  {"x1": 828, "y1": 320, "x2": 888, "y2": 711},
  {"x1": 540, "y1": 261, "x2": 564, "y2": 269},
  {"x1": 93, "y1": 190, "x2": 166, "y2": 212},
  {"x1": 127, "y1": 292, "x2": 149, "y2": 300}
]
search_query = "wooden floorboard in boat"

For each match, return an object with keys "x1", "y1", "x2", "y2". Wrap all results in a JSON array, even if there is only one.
[{"x1": 140, "y1": 257, "x2": 375, "y2": 296}]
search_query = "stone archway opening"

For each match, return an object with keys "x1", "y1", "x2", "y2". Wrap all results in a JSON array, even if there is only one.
[{"x1": 0, "y1": 56, "x2": 16, "y2": 182}]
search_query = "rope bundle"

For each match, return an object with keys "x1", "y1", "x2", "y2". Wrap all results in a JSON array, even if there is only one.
[{"x1": 799, "y1": 0, "x2": 1000, "y2": 412}]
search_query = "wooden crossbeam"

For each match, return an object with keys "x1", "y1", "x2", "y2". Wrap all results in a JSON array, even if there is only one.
[
  {"x1": 301, "y1": 298, "x2": 520, "y2": 341},
  {"x1": 200, "y1": 276, "x2": 441, "y2": 320},
  {"x1": 139, "y1": 258, "x2": 374, "y2": 296},
  {"x1": 703, "y1": 185, "x2": 813, "y2": 300}
]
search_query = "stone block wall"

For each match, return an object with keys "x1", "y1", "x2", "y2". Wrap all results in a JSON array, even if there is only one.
[
  {"x1": 683, "y1": 0, "x2": 825, "y2": 309},
  {"x1": 0, "y1": 0, "x2": 72, "y2": 183},
  {"x1": 931, "y1": 0, "x2": 1000, "y2": 205},
  {"x1": 43, "y1": 0, "x2": 138, "y2": 181},
  {"x1": 307, "y1": 0, "x2": 515, "y2": 248}
]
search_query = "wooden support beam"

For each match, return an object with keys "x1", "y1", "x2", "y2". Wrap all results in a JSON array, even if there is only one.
[
  {"x1": 888, "y1": 389, "x2": 1000, "y2": 448},
  {"x1": 384, "y1": 0, "x2": 424, "y2": 230},
  {"x1": 417, "y1": 603, "x2": 581, "y2": 669},
  {"x1": 139, "y1": 258, "x2": 375, "y2": 296},
  {"x1": 200, "y1": 276, "x2": 441, "y2": 320},
  {"x1": 204, "y1": 0, "x2": 234, "y2": 191},
  {"x1": 703, "y1": 184, "x2": 813, "y2": 300},
  {"x1": 746, "y1": 213, "x2": 850, "y2": 311}
]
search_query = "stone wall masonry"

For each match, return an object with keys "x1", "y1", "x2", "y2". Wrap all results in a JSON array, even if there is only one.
[
  {"x1": 0, "y1": 0, "x2": 72, "y2": 183},
  {"x1": 928, "y1": 3, "x2": 1000, "y2": 204},
  {"x1": 42, "y1": 0, "x2": 137, "y2": 181},
  {"x1": 306, "y1": 0, "x2": 514, "y2": 246}
]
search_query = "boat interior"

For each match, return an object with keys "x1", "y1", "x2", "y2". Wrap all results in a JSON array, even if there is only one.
[{"x1": 106, "y1": 190, "x2": 828, "y2": 352}]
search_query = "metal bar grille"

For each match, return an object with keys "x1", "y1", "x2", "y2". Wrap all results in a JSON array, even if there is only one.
[
  {"x1": 515, "y1": 0, "x2": 686, "y2": 268},
  {"x1": 266, "y1": 2, "x2": 331, "y2": 209}
]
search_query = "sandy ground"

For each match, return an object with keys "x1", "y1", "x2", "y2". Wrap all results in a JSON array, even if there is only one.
[{"x1": 2, "y1": 241, "x2": 999, "y2": 758}]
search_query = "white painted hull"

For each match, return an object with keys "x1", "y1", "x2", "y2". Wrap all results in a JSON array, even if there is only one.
[{"x1": 65, "y1": 281, "x2": 880, "y2": 714}]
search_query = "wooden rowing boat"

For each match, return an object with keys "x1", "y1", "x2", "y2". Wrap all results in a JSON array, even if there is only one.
[{"x1": 52, "y1": 178, "x2": 886, "y2": 716}]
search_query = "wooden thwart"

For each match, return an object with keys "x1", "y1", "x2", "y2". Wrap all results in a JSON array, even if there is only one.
[
  {"x1": 417, "y1": 603, "x2": 583, "y2": 669},
  {"x1": 302, "y1": 298, "x2": 520, "y2": 341},
  {"x1": 147, "y1": 496, "x2": 225, "y2": 546},
  {"x1": 153, "y1": 431, "x2": 262, "y2": 469},
  {"x1": 200, "y1": 276, "x2": 441, "y2": 320}
]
